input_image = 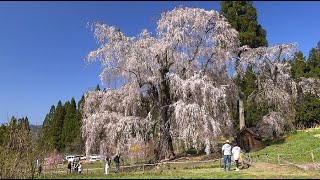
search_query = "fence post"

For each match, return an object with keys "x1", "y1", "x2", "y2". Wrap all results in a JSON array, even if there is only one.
[
  {"x1": 143, "y1": 165, "x2": 145, "y2": 173},
  {"x1": 122, "y1": 166, "x2": 124, "y2": 173},
  {"x1": 311, "y1": 152, "x2": 315, "y2": 163},
  {"x1": 266, "y1": 154, "x2": 269, "y2": 163},
  {"x1": 277, "y1": 154, "x2": 280, "y2": 164}
]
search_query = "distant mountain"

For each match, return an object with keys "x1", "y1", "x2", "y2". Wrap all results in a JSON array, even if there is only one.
[{"x1": 29, "y1": 124, "x2": 42, "y2": 136}]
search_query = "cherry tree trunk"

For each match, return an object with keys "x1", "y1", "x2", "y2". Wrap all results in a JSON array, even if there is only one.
[{"x1": 157, "y1": 68, "x2": 175, "y2": 161}]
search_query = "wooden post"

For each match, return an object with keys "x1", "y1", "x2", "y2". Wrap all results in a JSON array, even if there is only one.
[
  {"x1": 143, "y1": 165, "x2": 145, "y2": 173},
  {"x1": 277, "y1": 154, "x2": 280, "y2": 164},
  {"x1": 266, "y1": 154, "x2": 269, "y2": 163},
  {"x1": 219, "y1": 157, "x2": 221, "y2": 168},
  {"x1": 122, "y1": 166, "x2": 124, "y2": 173},
  {"x1": 311, "y1": 152, "x2": 315, "y2": 163}
]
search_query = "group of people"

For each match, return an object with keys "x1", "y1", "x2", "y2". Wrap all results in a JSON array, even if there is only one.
[
  {"x1": 67, "y1": 160, "x2": 82, "y2": 174},
  {"x1": 105, "y1": 153, "x2": 122, "y2": 175},
  {"x1": 65, "y1": 145, "x2": 240, "y2": 176},
  {"x1": 222, "y1": 140, "x2": 242, "y2": 171}
]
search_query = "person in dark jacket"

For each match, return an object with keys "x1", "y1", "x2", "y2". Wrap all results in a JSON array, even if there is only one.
[
  {"x1": 67, "y1": 161, "x2": 72, "y2": 174},
  {"x1": 113, "y1": 153, "x2": 121, "y2": 173}
]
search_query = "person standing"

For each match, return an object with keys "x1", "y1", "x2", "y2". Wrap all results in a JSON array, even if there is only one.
[
  {"x1": 113, "y1": 153, "x2": 121, "y2": 173},
  {"x1": 67, "y1": 161, "x2": 72, "y2": 174},
  {"x1": 78, "y1": 162, "x2": 82, "y2": 174},
  {"x1": 38, "y1": 164, "x2": 42, "y2": 176},
  {"x1": 105, "y1": 157, "x2": 110, "y2": 175},
  {"x1": 74, "y1": 161, "x2": 78, "y2": 173},
  {"x1": 232, "y1": 143, "x2": 241, "y2": 171},
  {"x1": 222, "y1": 140, "x2": 232, "y2": 171}
]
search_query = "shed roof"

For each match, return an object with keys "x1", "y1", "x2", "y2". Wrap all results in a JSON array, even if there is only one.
[{"x1": 237, "y1": 126, "x2": 261, "y2": 139}]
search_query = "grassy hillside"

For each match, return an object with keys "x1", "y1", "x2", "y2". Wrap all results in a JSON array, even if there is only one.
[{"x1": 250, "y1": 127, "x2": 320, "y2": 163}]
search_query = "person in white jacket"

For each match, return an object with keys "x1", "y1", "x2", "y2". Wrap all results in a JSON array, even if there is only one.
[
  {"x1": 232, "y1": 143, "x2": 241, "y2": 171},
  {"x1": 105, "y1": 157, "x2": 110, "y2": 175},
  {"x1": 78, "y1": 162, "x2": 82, "y2": 174},
  {"x1": 222, "y1": 140, "x2": 232, "y2": 171}
]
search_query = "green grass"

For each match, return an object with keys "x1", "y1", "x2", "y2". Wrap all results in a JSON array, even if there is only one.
[
  {"x1": 249, "y1": 127, "x2": 320, "y2": 163},
  {"x1": 39, "y1": 127, "x2": 320, "y2": 179},
  {"x1": 37, "y1": 166, "x2": 320, "y2": 179}
]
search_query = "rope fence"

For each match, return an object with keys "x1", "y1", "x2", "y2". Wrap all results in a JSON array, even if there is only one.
[
  {"x1": 40, "y1": 158, "x2": 226, "y2": 178},
  {"x1": 39, "y1": 147, "x2": 320, "y2": 178},
  {"x1": 249, "y1": 148, "x2": 320, "y2": 170}
]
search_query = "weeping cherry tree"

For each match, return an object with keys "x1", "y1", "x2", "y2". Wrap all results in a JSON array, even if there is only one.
[
  {"x1": 238, "y1": 43, "x2": 298, "y2": 133},
  {"x1": 83, "y1": 6, "x2": 241, "y2": 161}
]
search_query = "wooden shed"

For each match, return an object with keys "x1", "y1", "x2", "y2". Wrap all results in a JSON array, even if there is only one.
[{"x1": 236, "y1": 126, "x2": 262, "y2": 152}]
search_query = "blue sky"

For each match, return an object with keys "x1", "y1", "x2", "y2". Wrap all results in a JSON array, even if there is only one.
[{"x1": 1, "y1": 1, "x2": 320, "y2": 125}]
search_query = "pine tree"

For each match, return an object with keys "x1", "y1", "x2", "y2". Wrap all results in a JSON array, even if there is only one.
[
  {"x1": 221, "y1": 1, "x2": 268, "y2": 128},
  {"x1": 295, "y1": 93, "x2": 320, "y2": 127},
  {"x1": 60, "y1": 101, "x2": 70, "y2": 150},
  {"x1": 78, "y1": 94, "x2": 85, "y2": 111},
  {"x1": 17, "y1": 116, "x2": 30, "y2": 131},
  {"x1": 220, "y1": 1, "x2": 268, "y2": 48},
  {"x1": 51, "y1": 101, "x2": 65, "y2": 151},
  {"x1": 0, "y1": 124, "x2": 7, "y2": 145},
  {"x1": 39, "y1": 105, "x2": 55, "y2": 151},
  {"x1": 290, "y1": 51, "x2": 307, "y2": 79},
  {"x1": 306, "y1": 41, "x2": 320, "y2": 78},
  {"x1": 61, "y1": 98, "x2": 80, "y2": 152},
  {"x1": 95, "y1": 84, "x2": 101, "y2": 91}
]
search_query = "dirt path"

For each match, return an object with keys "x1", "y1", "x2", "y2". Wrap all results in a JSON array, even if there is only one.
[{"x1": 236, "y1": 162, "x2": 320, "y2": 178}]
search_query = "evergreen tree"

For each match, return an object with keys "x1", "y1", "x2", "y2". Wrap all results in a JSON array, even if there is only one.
[
  {"x1": 39, "y1": 105, "x2": 55, "y2": 151},
  {"x1": 61, "y1": 97, "x2": 81, "y2": 152},
  {"x1": 78, "y1": 94, "x2": 85, "y2": 111},
  {"x1": 0, "y1": 124, "x2": 7, "y2": 145},
  {"x1": 295, "y1": 93, "x2": 320, "y2": 128},
  {"x1": 17, "y1": 116, "x2": 30, "y2": 131},
  {"x1": 51, "y1": 101, "x2": 65, "y2": 151},
  {"x1": 243, "y1": 65, "x2": 257, "y2": 99},
  {"x1": 95, "y1": 84, "x2": 101, "y2": 91},
  {"x1": 306, "y1": 42, "x2": 320, "y2": 78},
  {"x1": 221, "y1": 1, "x2": 268, "y2": 128},
  {"x1": 61, "y1": 101, "x2": 70, "y2": 150},
  {"x1": 290, "y1": 51, "x2": 307, "y2": 79},
  {"x1": 220, "y1": 1, "x2": 268, "y2": 48},
  {"x1": 235, "y1": 65, "x2": 260, "y2": 126},
  {"x1": 39, "y1": 96, "x2": 85, "y2": 153}
]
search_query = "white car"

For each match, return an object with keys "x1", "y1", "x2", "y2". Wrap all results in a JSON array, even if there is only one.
[
  {"x1": 65, "y1": 155, "x2": 76, "y2": 163},
  {"x1": 89, "y1": 154, "x2": 101, "y2": 162}
]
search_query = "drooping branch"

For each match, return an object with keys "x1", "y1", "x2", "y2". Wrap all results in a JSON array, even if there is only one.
[{"x1": 83, "y1": 6, "x2": 241, "y2": 161}]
